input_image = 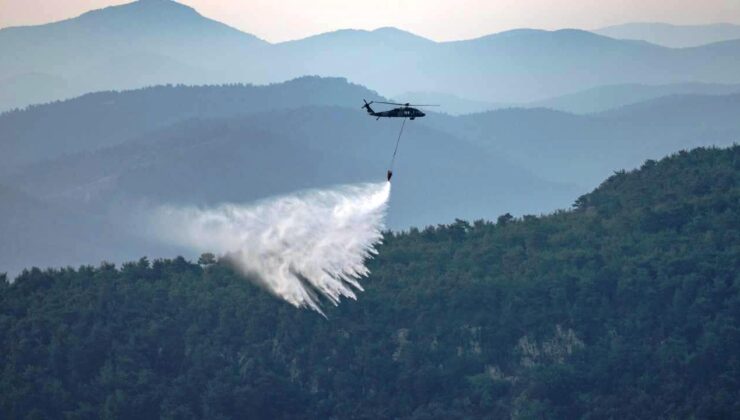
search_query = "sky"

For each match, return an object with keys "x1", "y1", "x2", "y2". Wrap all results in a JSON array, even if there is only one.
[{"x1": 0, "y1": 0, "x2": 738, "y2": 42}]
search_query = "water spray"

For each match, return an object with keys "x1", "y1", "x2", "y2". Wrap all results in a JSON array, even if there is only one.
[{"x1": 151, "y1": 182, "x2": 391, "y2": 314}]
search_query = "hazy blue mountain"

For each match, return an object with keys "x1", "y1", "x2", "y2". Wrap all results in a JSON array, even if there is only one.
[
  {"x1": 403, "y1": 82, "x2": 740, "y2": 115},
  {"x1": 278, "y1": 27, "x2": 740, "y2": 102},
  {"x1": 0, "y1": 0, "x2": 269, "y2": 110},
  {"x1": 595, "y1": 22, "x2": 740, "y2": 48},
  {"x1": 528, "y1": 82, "x2": 740, "y2": 114},
  {"x1": 408, "y1": 82, "x2": 740, "y2": 116},
  {"x1": 0, "y1": 76, "x2": 383, "y2": 171},
  {"x1": 269, "y1": 27, "x2": 439, "y2": 96},
  {"x1": 437, "y1": 29, "x2": 740, "y2": 101},
  {"x1": 283, "y1": 26, "x2": 434, "y2": 49},
  {"x1": 425, "y1": 93, "x2": 740, "y2": 186},
  {"x1": 3, "y1": 0, "x2": 740, "y2": 110}
]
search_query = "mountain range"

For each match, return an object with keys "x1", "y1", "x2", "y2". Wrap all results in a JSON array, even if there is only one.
[
  {"x1": 402, "y1": 82, "x2": 740, "y2": 115},
  {"x1": 595, "y1": 22, "x2": 740, "y2": 48},
  {"x1": 2, "y1": 0, "x2": 740, "y2": 111}
]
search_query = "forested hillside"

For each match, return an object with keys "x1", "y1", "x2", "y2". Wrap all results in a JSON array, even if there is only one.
[{"x1": 1, "y1": 146, "x2": 738, "y2": 419}]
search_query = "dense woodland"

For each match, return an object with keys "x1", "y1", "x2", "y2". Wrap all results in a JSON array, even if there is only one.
[{"x1": 1, "y1": 146, "x2": 739, "y2": 419}]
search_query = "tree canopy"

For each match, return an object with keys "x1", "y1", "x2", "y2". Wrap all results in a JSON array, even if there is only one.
[{"x1": 1, "y1": 145, "x2": 738, "y2": 419}]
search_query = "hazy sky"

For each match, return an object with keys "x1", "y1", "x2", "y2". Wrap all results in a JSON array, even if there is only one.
[{"x1": 0, "y1": 0, "x2": 738, "y2": 42}]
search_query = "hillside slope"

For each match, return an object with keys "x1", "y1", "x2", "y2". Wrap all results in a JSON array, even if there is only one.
[
  {"x1": 0, "y1": 76, "x2": 384, "y2": 171},
  {"x1": 1, "y1": 145, "x2": 738, "y2": 419},
  {"x1": 437, "y1": 93, "x2": 740, "y2": 186}
]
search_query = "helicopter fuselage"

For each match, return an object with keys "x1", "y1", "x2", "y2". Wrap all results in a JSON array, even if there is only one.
[{"x1": 365, "y1": 106, "x2": 425, "y2": 120}]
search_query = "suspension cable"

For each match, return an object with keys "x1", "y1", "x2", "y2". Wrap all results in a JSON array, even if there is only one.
[{"x1": 389, "y1": 117, "x2": 407, "y2": 172}]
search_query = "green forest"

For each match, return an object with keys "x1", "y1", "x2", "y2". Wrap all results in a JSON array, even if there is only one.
[{"x1": 1, "y1": 146, "x2": 738, "y2": 419}]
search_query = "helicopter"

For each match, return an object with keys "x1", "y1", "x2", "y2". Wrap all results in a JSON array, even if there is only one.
[{"x1": 362, "y1": 99, "x2": 438, "y2": 120}]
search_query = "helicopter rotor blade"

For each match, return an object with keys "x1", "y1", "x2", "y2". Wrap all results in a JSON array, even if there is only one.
[{"x1": 374, "y1": 101, "x2": 440, "y2": 107}]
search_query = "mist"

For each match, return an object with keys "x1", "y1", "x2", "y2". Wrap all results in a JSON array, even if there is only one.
[{"x1": 150, "y1": 182, "x2": 391, "y2": 314}]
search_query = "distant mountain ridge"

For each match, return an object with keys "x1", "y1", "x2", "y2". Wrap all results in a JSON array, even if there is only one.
[
  {"x1": 528, "y1": 82, "x2": 740, "y2": 114},
  {"x1": 398, "y1": 82, "x2": 740, "y2": 115},
  {"x1": 595, "y1": 22, "x2": 740, "y2": 48},
  {"x1": 2, "y1": 0, "x2": 740, "y2": 111},
  {"x1": 0, "y1": 0, "x2": 269, "y2": 110},
  {"x1": 281, "y1": 27, "x2": 434, "y2": 47}
]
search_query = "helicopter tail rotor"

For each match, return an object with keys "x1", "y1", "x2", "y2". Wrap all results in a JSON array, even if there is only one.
[{"x1": 362, "y1": 99, "x2": 375, "y2": 114}]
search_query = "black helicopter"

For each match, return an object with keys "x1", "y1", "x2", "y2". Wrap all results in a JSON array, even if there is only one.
[{"x1": 362, "y1": 100, "x2": 437, "y2": 120}]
